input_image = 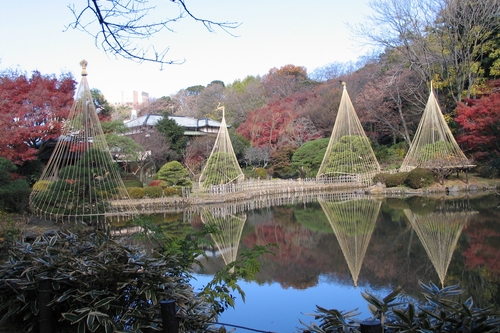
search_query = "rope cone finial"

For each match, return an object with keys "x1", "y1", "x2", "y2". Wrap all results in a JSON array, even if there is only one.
[
  {"x1": 216, "y1": 103, "x2": 225, "y2": 118},
  {"x1": 342, "y1": 81, "x2": 346, "y2": 89},
  {"x1": 80, "y1": 59, "x2": 88, "y2": 76}
]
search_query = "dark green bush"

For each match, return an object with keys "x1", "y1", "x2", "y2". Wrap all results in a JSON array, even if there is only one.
[
  {"x1": 0, "y1": 179, "x2": 31, "y2": 213},
  {"x1": 144, "y1": 185, "x2": 163, "y2": 198},
  {"x1": 372, "y1": 173, "x2": 387, "y2": 184},
  {"x1": 406, "y1": 168, "x2": 434, "y2": 189},
  {"x1": 384, "y1": 172, "x2": 408, "y2": 187},
  {"x1": 476, "y1": 165, "x2": 499, "y2": 179},
  {"x1": 123, "y1": 179, "x2": 143, "y2": 188},
  {"x1": 127, "y1": 187, "x2": 145, "y2": 199}
]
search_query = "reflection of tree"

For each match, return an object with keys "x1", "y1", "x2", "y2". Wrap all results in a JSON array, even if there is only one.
[
  {"x1": 201, "y1": 206, "x2": 246, "y2": 271},
  {"x1": 404, "y1": 205, "x2": 477, "y2": 287},
  {"x1": 319, "y1": 196, "x2": 382, "y2": 287}
]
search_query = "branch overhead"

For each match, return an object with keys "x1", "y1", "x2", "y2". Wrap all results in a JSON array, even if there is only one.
[{"x1": 66, "y1": 0, "x2": 240, "y2": 67}]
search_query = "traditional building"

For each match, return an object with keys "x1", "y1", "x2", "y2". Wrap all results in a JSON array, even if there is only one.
[{"x1": 123, "y1": 114, "x2": 224, "y2": 137}]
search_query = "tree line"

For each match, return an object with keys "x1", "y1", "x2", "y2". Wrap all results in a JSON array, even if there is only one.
[{"x1": 0, "y1": 0, "x2": 499, "y2": 199}]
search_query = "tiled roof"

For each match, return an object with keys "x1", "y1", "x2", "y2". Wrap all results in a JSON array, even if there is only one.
[{"x1": 124, "y1": 114, "x2": 223, "y2": 129}]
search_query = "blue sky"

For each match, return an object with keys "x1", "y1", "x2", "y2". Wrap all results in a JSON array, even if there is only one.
[{"x1": 0, "y1": 0, "x2": 373, "y2": 101}]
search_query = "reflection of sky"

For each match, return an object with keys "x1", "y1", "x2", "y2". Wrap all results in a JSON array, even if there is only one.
[{"x1": 191, "y1": 274, "x2": 389, "y2": 333}]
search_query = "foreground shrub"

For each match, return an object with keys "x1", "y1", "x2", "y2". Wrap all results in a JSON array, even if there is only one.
[
  {"x1": 0, "y1": 221, "x2": 274, "y2": 332},
  {"x1": 300, "y1": 281, "x2": 500, "y2": 332},
  {"x1": 406, "y1": 168, "x2": 434, "y2": 189},
  {"x1": 144, "y1": 185, "x2": 163, "y2": 198},
  {"x1": 384, "y1": 172, "x2": 408, "y2": 187},
  {"x1": 127, "y1": 186, "x2": 145, "y2": 199}
]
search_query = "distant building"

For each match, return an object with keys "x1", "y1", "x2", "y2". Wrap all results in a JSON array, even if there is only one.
[
  {"x1": 110, "y1": 90, "x2": 150, "y2": 108},
  {"x1": 123, "y1": 114, "x2": 225, "y2": 137}
]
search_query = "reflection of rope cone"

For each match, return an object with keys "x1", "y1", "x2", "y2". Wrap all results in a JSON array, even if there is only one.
[
  {"x1": 319, "y1": 197, "x2": 381, "y2": 287},
  {"x1": 201, "y1": 207, "x2": 247, "y2": 271},
  {"x1": 404, "y1": 209, "x2": 475, "y2": 287}
]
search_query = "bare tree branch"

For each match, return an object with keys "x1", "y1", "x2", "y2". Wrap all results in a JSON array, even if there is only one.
[{"x1": 65, "y1": 0, "x2": 240, "y2": 67}]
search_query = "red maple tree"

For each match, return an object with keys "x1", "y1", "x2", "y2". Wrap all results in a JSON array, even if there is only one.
[
  {"x1": 455, "y1": 80, "x2": 500, "y2": 161},
  {"x1": 237, "y1": 91, "x2": 319, "y2": 150},
  {"x1": 0, "y1": 70, "x2": 75, "y2": 164}
]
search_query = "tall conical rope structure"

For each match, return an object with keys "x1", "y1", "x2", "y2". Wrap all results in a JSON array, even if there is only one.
[
  {"x1": 199, "y1": 104, "x2": 244, "y2": 188},
  {"x1": 317, "y1": 83, "x2": 380, "y2": 185},
  {"x1": 30, "y1": 60, "x2": 138, "y2": 223}
]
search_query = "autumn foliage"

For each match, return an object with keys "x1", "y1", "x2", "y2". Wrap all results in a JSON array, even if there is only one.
[
  {"x1": 455, "y1": 80, "x2": 500, "y2": 162},
  {"x1": 0, "y1": 70, "x2": 75, "y2": 164},
  {"x1": 236, "y1": 92, "x2": 321, "y2": 151}
]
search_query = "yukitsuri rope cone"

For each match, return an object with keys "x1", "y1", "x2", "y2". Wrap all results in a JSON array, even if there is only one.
[
  {"x1": 319, "y1": 194, "x2": 381, "y2": 287},
  {"x1": 201, "y1": 207, "x2": 247, "y2": 272},
  {"x1": 30, "y1": 60, "x2": 138, "y2": 224},
  {"x1": 400, "y1": 83, "x2": 473, "y2": 173},
  {"x1": 199, "y1": 105, "x2": 244, "y2": 189},
  {"x1": 317, "y1": 82, "x2": 380, "y2": 186},
  {"x1": 404, "y1": 207, "x2": 476, "y2": 287}
]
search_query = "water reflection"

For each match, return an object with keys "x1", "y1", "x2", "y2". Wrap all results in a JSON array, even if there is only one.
[
  {"x1": 404, "y1": 199, "x2": 477, "y2": 287},
  {"x1": 200, "y1": 206, "x2": 247, "y2": 271},
  {"x1": 318, "y1": 193, "x2": 382, "y2": 287},
  {"x1": 149, "y1": 192, "x2": 500, "y2": 332}
]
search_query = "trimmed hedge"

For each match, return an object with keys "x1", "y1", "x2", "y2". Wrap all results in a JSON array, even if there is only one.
[
  {"x1": 385, "y1": 172, "x2": 409, "y2": 187},
  {"x1": 163, "y1": 187, "x2": 181, "y2": 197},
  {"x1": 144, "y1": 186, "x2": 163, "y2": 198},
  {"x1": 254, "y1": 167, "x2": 268, "y2": 179},
  {"x1": 406, "y1": 168, "x2": 434, "y2": 189},
  {"x1": 127, "y1": 187, "x2": 145, "y2": 199}
]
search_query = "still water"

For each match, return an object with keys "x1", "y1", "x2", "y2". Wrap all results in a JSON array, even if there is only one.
[{"x1": 179, "y1": 192, "x2": 500, "y2": 333}]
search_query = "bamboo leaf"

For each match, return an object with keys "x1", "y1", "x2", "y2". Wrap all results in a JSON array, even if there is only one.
[
  {"x1": 93, "y1": 297, "x2": 115, "y2": 308},
  {"x1": 77, "y1": 320, "x2": 86, "y2": 333},
  {"x1": 393, "y1": 309, "x2": 412, "y2": 325},
  {"x1": 383, "y1": 286, "x2": 402, "y2": 304}
]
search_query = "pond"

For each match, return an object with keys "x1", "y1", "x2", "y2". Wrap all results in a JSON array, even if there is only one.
[{"x1": 178, "y1": 191, "x2": 500, "y2": 333}]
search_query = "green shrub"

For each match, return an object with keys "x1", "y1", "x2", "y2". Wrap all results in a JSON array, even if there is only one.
[
  {"x1": 372, "y1": 173, "x2": 387, "y2": 184},
  {"x1": 123, "y1": 179, "x2": 143, "y2": 188},
  {"x1": 127, "y1": 187, "x2": 145, "y2": 199},
  {"x1": 144, "y1": 186, "x2": 163, "y2": 198},
  {"x1": 163, "y1": 187, "x2": 181, "y2": 197},
  {"x1": 406, "y1": 168, "x2": 434, "y2": 189},
  {"x1": 254, "y1": 167, "x2": 268, "y2": 179},
  {"x1": 158, "y1": 161, "x2": 192, "y2": 187},
  {"x1": 384, "y1": 172, "x2": 408, "y2": 187}
]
